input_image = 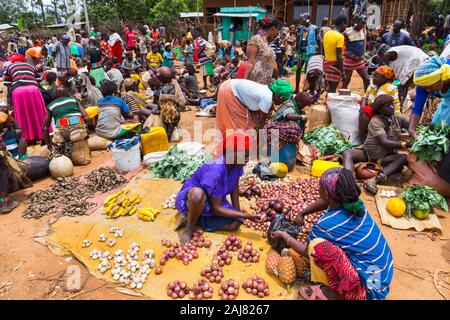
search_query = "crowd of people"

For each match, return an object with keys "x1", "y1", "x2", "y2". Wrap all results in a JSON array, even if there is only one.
[{"x1": 0, "y1": 10, "x2": 450, "y2": 301}]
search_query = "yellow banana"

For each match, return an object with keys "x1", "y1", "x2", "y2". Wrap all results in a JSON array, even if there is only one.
[
  {"x1": 132, "y1": 198, "x2": 142, "y2": 205},
  {"x1": 138, "y1": 214, "x2": 153, "y2": 222},
  {"x1": 129, "y1": 194, "x2": 139, "y2": 204},
  {"x1": 128, "y1": 207, "x2": 137, "y2": 216},
  {"x1": 138, "y1": 209, "x2": 155, "y2": 221},
  {"x1": 104, "y1": 202, "x2": 116, "y2": 214},
  {"x1": 104, "y1": 190, "x2": 122, "y2": 206},
  {"x1": 111, "y1": 207, "x2": 125, "y2": 218}
]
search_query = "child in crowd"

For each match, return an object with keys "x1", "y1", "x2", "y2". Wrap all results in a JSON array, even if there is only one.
[
  {"x1": 0, "y1": 108, "x2": 27, "y2": 159},
  {"x1": 163, "y1": 43, "x2": 175, "y2": 68},
  {"x1": 146, "y1": 45, "x2": 163, "y2": 69},
  {"x1": 104, "y1": 60, "x2": 124, "y2": 90},
  {"x1": 184, "y1": 39, "x2": 194, "y2": 66},
  {"x1": 179, "y1": 64, "x2": 199, "y2": 99}
]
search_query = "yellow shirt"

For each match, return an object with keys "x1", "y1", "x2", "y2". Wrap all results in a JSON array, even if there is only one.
[
  {"x1": 323, "y1": 29, "x2": 344, "y2": 62},
  {"x1": 365, "y1": 82, "x2": 401, "y2": 115},
  {"x1": 146, "y1": 52, "x2": 162, "y2": 69}
]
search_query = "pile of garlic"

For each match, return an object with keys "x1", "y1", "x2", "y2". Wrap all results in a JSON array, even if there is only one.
[
  {"x1": 380, "y1": 190, "x2": 397, "y2": 198},
  {"x1": 109, "y1": 227, "x2": 124, "y2": 238},
  {"x1": 162, "y1": 193, "x2": 177, "y2": 209},
  {"x1": 86, "y1": 233, "x2": 156, "y2": 290},
  {"x1": 82, "y1": 239, "x2": 91, "y2": 248}
]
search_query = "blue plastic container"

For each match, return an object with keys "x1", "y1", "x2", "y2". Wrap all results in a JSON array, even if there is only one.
[{"x1": 270, "y1": 143, "x2": 297, "y2": 172}]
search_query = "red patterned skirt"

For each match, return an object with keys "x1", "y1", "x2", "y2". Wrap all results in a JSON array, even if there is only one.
[
  {"x1": 324, "y1": 60, "x2": 342, "y2": 83},
  {"x1": 312, "y1": 240, "x2": 367, "y2": 300}
]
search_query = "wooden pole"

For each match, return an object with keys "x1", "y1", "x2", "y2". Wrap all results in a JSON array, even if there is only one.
[{"x1": 328, "y1": 0, "x2": 334, "y2": 23}]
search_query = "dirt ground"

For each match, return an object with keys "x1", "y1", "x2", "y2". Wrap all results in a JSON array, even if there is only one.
[{"x1": 0, "y1": 73, "x2": 449, "y2": 300}]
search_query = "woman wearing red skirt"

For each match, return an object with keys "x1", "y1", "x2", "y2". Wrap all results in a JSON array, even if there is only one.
[{"x1": 108, "y1": 29, "x2": 124, "y2": 64}]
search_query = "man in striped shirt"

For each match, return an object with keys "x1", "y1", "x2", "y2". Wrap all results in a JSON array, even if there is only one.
[{"x1": 52, "y1": 35, "x2": 72, "y2": 77}]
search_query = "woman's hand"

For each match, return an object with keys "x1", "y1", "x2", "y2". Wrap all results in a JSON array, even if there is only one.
[{"x1": 271, "y1": 230, "x2": 289, "y2": 240}]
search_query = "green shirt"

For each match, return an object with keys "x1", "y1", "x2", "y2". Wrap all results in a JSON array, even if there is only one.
[{"x1": 47, "y1": 97, "x2": 82, "y2": 121}]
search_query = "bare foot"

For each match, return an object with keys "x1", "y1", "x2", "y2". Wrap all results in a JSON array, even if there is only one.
[
  {"x1": 180, "y1": 225, "x2": 195, "y2": 244},
  {"x1": 175, "y1": 216, "x2": 187, "y2": 231}
]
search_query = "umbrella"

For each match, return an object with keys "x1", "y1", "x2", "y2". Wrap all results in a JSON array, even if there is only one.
[{"x1": 69, "y1": 42, "x2": 84, "y2": 57}]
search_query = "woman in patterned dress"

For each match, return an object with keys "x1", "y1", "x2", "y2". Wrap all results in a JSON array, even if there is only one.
[{"x1": 245, "y1": 17, "x2": 279, "y2": 85}]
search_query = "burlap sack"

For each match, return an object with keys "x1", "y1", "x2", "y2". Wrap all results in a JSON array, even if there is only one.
[
  {"x1": 143, "y1": 114, "x2": 164, "y2": 130},
  {"x1": 71, "y1": 139, "x2": 91, "y2": 166},
  {"x1": 303, "y1": 104, "x2": 331, "y2": 133},
  {"x1": 87, "y1": 134, "x2": 112, "y2": 151}
]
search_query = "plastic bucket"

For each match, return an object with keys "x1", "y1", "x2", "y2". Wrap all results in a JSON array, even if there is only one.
[
  {"x1": 270, "y1": 143, "x2": 297, "y2": 172},
  {"x1": 111, "y1": 143, "x2": 141, "y2": 172}
]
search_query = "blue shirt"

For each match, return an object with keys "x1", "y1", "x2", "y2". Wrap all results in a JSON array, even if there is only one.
[
  {"x1": 98, "y1": 96, "x2": 129, "y2": 113},
  {"x1": 307, "y1": 206, "x2": 393, "y2": 300},
  {"x1": 163, "y1": 50, "x2": 174, "y2": 67},
  {"x1": 412, "y1": 58, "x2": 450, "y2": 117},
  {"x1": 381, "y1": 31, "x2": 415, "y2": 47}
]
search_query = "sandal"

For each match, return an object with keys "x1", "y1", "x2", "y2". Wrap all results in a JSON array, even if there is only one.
[
  {"x1": 363, "y1": 177, "x2": 378, "y2": 195},
  {"x1": 299, "y1": 285, "x2": 329, "y2": 300},
  {"x1": 0, "y1": 199, "x2": 19, "y2": 215}
]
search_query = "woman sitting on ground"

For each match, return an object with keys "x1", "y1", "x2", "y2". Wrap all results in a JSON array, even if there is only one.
[
  {"x1": 272, "y1": 168, "x2": 393, "y2": 300},
  {"x1": 358, "y1": 66, "x2": 401, "y2": 142},
  {"x1": 265, "y1": 88, "x2": 312, "y2": 152},
  {"x1": 343, "y1": 94, "x2": 411, "y2": 195},
  {"x1": 175, "y1": 134, "x2": 260, "y2": 243},
  {"x1": 122, "y1": 78, "x2": 153, "y2": 122},
  {"x1": 95, "y1": 80, "x2": 140, "y2": 141}
]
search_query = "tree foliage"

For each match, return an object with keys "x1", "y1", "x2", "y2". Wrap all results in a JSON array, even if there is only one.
[{"x1": 148, "y1": 0, "x2": 188, "y2": 25}]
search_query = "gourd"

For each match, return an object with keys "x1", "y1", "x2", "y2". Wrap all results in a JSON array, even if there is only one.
[
  {"x1": 386, "y1": 197, "x2": 406, "y2": 217},
  {"x1": 49, "y1": 155, "x2": 74, "y2": 178},
  {"x1": 269, "y1": 162, "x2": 288, "y2": 178}
]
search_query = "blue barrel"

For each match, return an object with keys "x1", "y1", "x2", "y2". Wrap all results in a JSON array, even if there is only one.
[{"x1": 270, "y1": 143, "x2": 297, "y2": 172}]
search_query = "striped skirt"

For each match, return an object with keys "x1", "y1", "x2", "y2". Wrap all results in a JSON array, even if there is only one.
[
  {"x1": 343, "y1": 56, "x2": 366, "y2": 71},
  {"x1": 324, "y1": 60, "x2": 342, "y2": 83}
]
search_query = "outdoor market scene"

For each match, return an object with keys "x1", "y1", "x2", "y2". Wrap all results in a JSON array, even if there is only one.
[{"x1": 0, "y1": 0, "x2": 449, "y2": 301}]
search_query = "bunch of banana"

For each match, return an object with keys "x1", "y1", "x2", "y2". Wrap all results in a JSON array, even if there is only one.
[
  {"x1": 138, "y1": 207, "x2": 160, "y2": 222},
  {"x1": 103, "y1": 188, "x2": 142, "y2": 219}
]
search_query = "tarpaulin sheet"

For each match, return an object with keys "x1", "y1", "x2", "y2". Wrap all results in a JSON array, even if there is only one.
[{"x1": 41, "y1": 170, "x2": 300, "y2": 300}]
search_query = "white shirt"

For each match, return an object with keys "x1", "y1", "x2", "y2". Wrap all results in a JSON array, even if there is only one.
[
  {"x1": 230, "y1": 79, "x2": 273, "y2": 113},
  {"x1": 387, "y1": 46, "x2": 429, "y2": 85}
]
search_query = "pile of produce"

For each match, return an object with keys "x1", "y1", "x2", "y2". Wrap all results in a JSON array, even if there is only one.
[
  {"x1": 219, "y1": 279, "x2": 240, "y2": 300},
  {"x1": 213, "y1": 247, "x2": 233, "y2": 266},
  {"x1": 137, "y1": 207, "x2": 161, "y2": 222},
  {"x1": 160, "y1": 231, "x2": 210, "y2": 267},
  {"x1": 150, "y1": 145, "x2": 212, "y2": 181},
  {"x1": 304, "y1": 125, "x2": 353, "y2": 156},
  {"x1": 162, "y1": 193, "x2": 177, "y2": 209},
  {"x1": 86, "y1": 234, "x2": 157, "y2": 290},
  {"x1": 266, "y1": 249, "x2": 309, "y2": 282},
  {"x1": 201, "y1": 264, "x2": 224, "y2": 283},
  {"x1": 242, "y1": 178, "x2": 322, "y2": 239},
  {"x1": 242, "y1": 276, "x2": 270, "y2": 298},
  {"x1": 411, "y1": 121, "x2": 450, "y2": 162},
  {"x1": 237, "y1": 241, "x2": 260, "y2": 264},
  {"x1": 24, "y1": 167, "x2": 127, "y2": 219},
  {"x1": 84, "y1": 167, "x2": 127, "y2": 193},
  {"x1": 223, "y1": 235, "x2": 242, "y2": 251},
  {"x1": 102, "y1": 188, "x2": 141, "y2": 219},
  {"x1": 297, "y1": 211, "x2": 326, "y2": 243},
  {"x1": 190, "y1": 279, "x2": 214, "y2": 300},
  {"x1": 401, "y1": 185, "x2": 448, "y2": 220},
  {"x1": 167, "y1": 281, "x2": 190, "y2": 299}
]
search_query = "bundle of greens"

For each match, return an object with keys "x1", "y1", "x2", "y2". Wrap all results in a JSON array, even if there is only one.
[
  {"x1": 410, "y1": 121, "x2": 450, "y2": 162},
  {"x1": 304, "y1": 125, "x2": 353, "y2": 156},
  {"x1": 150, "y1": 145, "x2": 212, "y2": 181},
  {"x1": 401, "y1": 184, "x2": 448, "y2": 220}
]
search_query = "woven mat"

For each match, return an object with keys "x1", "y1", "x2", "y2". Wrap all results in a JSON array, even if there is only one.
[{"x1": 375, "y1": 186, "x2": 443, "y2": 233}]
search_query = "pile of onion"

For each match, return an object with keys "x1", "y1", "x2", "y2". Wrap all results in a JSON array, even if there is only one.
[
  {"x1": 167, "y1": 280, "x2": 190, "y2": 299},
  {"x1": 297, "y1": 211, "x2": 326, "y2": 243},
  {"x1": 224, "y1": 235, "x2": 242, "y2": 251},
  {"x1": 219, "y1": 279, "x2": 240, "y2": 300},
  {"x1": 189, "y1": 279, "x2": 213, "y2": 300},
  {"x1": 242, "y1": 275, "x2": 269, "y2": 298},
  {"x1": 200, "y1": 263, "x2": 224, "y2": 283},
  {"x1": 160, "y1": 240, "x2": 199, "y2": 266},
  {"x1": 213, "y1": 247, "x2": 232, "y2": 266},
  {"x1": 237, "y1": 241, "x2": 260, "y2": 264}
]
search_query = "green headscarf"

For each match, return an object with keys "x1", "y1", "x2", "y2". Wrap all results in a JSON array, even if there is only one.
[{"x1": 270, "y1": 79, "x2": 293, "y2": 100}]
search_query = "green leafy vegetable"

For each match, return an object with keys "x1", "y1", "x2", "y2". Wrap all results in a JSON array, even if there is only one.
[
  {"x1": 303, "y1": 125, "x2": 353, "y2": 156},
  {"x1": 149, "y1": 145, "x2": 212, "y2": 181},
  {"x1": 410, "y1": 122, "x2": 450, "y2": 162},
  {"x1": 401, "y1": 184, "x2": 448, "y2": 218}
]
